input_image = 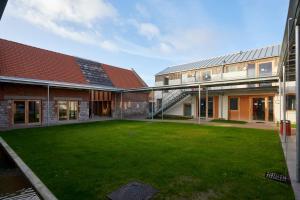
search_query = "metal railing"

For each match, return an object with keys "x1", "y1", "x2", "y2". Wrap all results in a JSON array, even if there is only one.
[{"x1": 181, "y1": 71, "x2": 278, "y2": 84}]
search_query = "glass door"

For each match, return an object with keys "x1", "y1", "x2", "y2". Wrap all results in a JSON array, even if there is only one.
[
  {"x1": 268, "y1": 96, "x2": 274, "y2": 122},
  {"x1": 252, "y1": 98, "x2": 265, "y2": 121},
  {"x1": 13, "y1": 100, "x2": 41, "y2": 125},
  {"x1": 28, "y1": 101, "x2": 41, "y2": 124},
  {"x1": 14, "y1": 101, "x2": 26, "y2": 124}
]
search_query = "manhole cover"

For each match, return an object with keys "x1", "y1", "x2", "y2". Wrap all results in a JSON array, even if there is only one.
[
  {"x1": 265, "y1": 172, "x2": 290, "y2": 184},
  {"x1": 107, "y1": 181, "x2": 158, "y2": 200}
]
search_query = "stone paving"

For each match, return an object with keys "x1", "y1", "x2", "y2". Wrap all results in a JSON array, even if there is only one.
[{"x1": 281, "y1": 135, "x2": 300, "y2": 200}]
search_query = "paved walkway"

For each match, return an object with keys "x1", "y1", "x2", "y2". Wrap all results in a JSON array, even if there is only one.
[
  {"x1": 130, "y1": 118, "x2": 278, "y2": 130},
  {"x1": 281, "y1": 135, "x2": 300, "y2": 200}
]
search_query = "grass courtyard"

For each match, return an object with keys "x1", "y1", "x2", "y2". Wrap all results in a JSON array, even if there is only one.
[{"x1": 0, "y1": 120, "x2": 294, "y2": 200}]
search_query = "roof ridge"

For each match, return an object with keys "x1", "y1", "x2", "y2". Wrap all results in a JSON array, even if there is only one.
[
  {"x1": 170, "y1": 44, "x2": 281, "y2": 68},
  {"x1": 156, "y1": 44, "x2": 281, "y2": 75}
]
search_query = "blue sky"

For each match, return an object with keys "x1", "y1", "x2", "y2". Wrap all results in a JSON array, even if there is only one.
[{"x1": 0, "y1": 0, "x2": 289, "y2": 86}]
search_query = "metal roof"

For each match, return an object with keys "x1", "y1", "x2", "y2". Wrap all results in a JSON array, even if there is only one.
[{"x1": 157, "y1": 45, "x2": 281, "y2": 75}]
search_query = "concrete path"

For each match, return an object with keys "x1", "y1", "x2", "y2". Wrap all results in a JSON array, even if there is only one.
[
  {"x1": 281, "y1": 135, "x2": 300, "y2": 200},
  {"x1": 130, "y1": 118, "x2": 278, "y2": 130}
]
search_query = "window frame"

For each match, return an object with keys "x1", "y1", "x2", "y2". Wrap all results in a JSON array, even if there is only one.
[
  {"x1": 258, "y1": 62, "x2": 273, "y2": 77},
  {"x1": 286, "y1": 94, "x2": 296, "y2": 111},
  {"x1": 12, "y1": 100, "x2": 41, "y2": 125},
  {"x1": 229, "y1": 97, "x2": 239, "y2": 111},
  {"x1": 58, "y1": 100, "x2": 79, "y2": 121}
]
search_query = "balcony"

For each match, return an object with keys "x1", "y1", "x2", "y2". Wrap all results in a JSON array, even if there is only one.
[{"x1": 181, "y1": 71, "x2": 277, "y2": 84}]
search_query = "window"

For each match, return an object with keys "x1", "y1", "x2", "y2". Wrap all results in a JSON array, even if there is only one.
[
  {"x1": 58, "y1": 101, "x2": 78, "y2": 120},
  {"x1": 28, "y1": 101, "x2": 40, "y2": 123},
  {"x1": 268, "y1": 96, "x2": 274, "y2": 121},
  {"x1": 287, "y1": 95, "x2": 296, "y2": 110},
  {"x1": 157, "y1": 99, "x2": 162, "y2": 109},
  {"x1": 14, "y1": 101, "x2": 26, "y2": 124},
  {"x1": 259, "y1": 62, "x2": 272, "y2": 76},
  {"x1": 58, "y1": 101, "x2": 68, "y2": 120},
  {"x1": 247, "y1": 63, "x2": 255, "y2": 78},
  {"x1": 202, "y1": 71, "x2": 211, "y2": 81},
  {"x1": 184, "y1": 104, "x2": 192, "y2": 116},
  {"x1": 69, "y1": 101, "x2": 78, "y2": 120},
  {"x1": 163, "y1": 77, "x2": 169, "y2": 85},
  {"x1": 229, "y1": 98, "x2": 238, "y2": 110},
  {"x1": 13, "y1": 100, "x2": 41, "y2": 125}
]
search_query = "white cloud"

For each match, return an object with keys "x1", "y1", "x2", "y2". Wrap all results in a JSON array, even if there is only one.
[
  {"x1": 163, "y1": 28, "x2": 217, "y2": 52},
  {"x1": 7, "y1": 0, "x2": 117, "y2": 47},
  {"x1": 10, "y1": 0, "x2": 117, "y2": 26},
  {"x1": 138, "y1": 22, "x2": 160, "y2": 39}
]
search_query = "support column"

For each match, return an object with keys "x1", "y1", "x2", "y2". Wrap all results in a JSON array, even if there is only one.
[
  {"x1": 152, "y1": 89, "x2": 154, "y2": 120},
  {"x1": 205, "y1": 88, "x2": 208, "y2": 120},
  {"x1": 161, "y1": 90, "x2": 164, "y2": 120},
  {"x1": 295, "y1": 24, "x2": 300, "y2": 182},
  {"x1": 198, "y1": 85, "x2": 201, "y2": 124},
  {"x1": 121, "y1": 92, "x2": 123, "y2": 119},
  {"x1": 220, "y1": 94, "x2": 223, "y2": 119},
  {"x1": 47, "y1": 84, "x2": 50, "y2": 126},
  {"x1": 283, "y1": 65, "x2": 287, "y2": 142},
  {"x1": 279, "y1": 79, "x2": 282, "y2": 122}
]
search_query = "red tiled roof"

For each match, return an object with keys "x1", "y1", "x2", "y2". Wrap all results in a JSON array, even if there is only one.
[
  {"x1": 0, "y1": 39, "x2": 86, "y2": 84},
  {"x1": 102, "y1": 64, "x2": 147, "y2": 89}
]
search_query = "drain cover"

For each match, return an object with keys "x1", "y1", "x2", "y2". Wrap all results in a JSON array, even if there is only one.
[
  {"x1": 265, "y1": 172, "x2": 290, "y2": 184},
  {"x1": 107, "y1": 181, "x2": 158, "y2": 200}
]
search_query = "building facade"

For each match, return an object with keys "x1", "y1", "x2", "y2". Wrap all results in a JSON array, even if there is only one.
[
  {"x1": 154, "y1": 45, "x2": 296, "y2": 123},
  {"x1": 0, "y1": 39, "x2": 149, "y2": 129}
]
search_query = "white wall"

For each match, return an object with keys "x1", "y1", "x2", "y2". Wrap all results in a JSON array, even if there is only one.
[{"x1": 164, "y1": 95, "x2": 195, "y2": 117}]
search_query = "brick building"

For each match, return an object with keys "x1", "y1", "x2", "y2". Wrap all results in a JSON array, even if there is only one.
[{"x1": 0, "y1": 39, "x2": 149, "y2": 129}]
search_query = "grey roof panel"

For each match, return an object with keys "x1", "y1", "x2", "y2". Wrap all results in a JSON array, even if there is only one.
[{"x1": 156, "y1": 45, "x2": 281, "y2": 75}]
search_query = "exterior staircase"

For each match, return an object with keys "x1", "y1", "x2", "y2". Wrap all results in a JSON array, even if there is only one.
[{"x1": 152, "y1": 89, "x2": 191, "y2": 117}]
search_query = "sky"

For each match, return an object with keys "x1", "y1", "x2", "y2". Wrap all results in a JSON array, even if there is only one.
[{"x1": 0, "y1": 0, "x2": 289, "y2": 86}]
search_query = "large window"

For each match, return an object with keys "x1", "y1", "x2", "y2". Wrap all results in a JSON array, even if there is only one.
[
  {"x1": 13, "y1": 100, "x2": 41, "y2": 125},
  {"x1": 58, "y1": 101, "x2": 68, "y2": 120},
  {"x1": 202, "y1": 71, "x2": 211, "y2": 81},
  {"x1": 163, "y1": 77, "x2": 169, "y2": 85},
  {"x1": 14, "y1": 101, "x2": 26, "y2": 124},
  {"x1": 229, "y1": 98, "x2": 238, "y2": 110},
  {"x1": 58, "y1": 101, "x2": 78, "y2": 121},
  {"x1": 28, "y1": 101, "x2": 40, "y2": 123},
  {"x1": 287, "y1": 95, "x2": 296, "y2": 110},
  {"x1": 247, "y1": 63, "x2": 255, "y2": 78},
  {"x1": 69, "y1": 101, "x2": 78, "y2": 120},
  {"x1": 259, "y1": 62, "x2": 272, "y2": 77}
]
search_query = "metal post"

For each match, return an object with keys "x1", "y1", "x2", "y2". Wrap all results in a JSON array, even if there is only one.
[
  {"x1": 161, "y1": 90, "x2": 164, "y2": 120},
  {"x1": 279, "y1": 79, "x2": 282, "y2": 123},
  {"x1": 121, "y1": 92, "x2": 123, "y2": 119},
  {"x1": 220, "y1": 94, "x2": 223, "y2": 119},
  {"x1": 198, "y1": 84, "x2": 201, "y2": 124},
  {"x1": 152, "y1": 89, "x2": 154, "y2": 120},
  {"x1": 205, "y1": 88, "x2": 208, "y2": 120},
  {"x1": 47, "y1": 84, "x2": 50, "y2": 126},
  {"x1": 114, "y1": 92, "x2": 117, "y2": 116},
  {"x1": 91, "y1": 90, "x2": 94, "y2": 118},
  {"x1": 283, "y1": 65, "x2": 287, "y2": 142},
  {"x1": 295, "y1": 24, "x2": 300, "y2": 182}
]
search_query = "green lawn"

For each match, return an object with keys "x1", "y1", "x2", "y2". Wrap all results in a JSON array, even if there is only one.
[{"x1": 0, "y1": 120, "x2": 294, "y2": 200}]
